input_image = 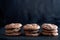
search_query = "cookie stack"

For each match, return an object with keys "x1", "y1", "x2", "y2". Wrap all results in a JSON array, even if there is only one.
[
  {"x1": 41, "y1": 23, "x2": 58, "y2": 36},
  {"x1": 5, "y1": 23, "x2": 22, "y2": 36},
  {"x1": 23, "y1": 24, "x2": 40, "y2": 36}
]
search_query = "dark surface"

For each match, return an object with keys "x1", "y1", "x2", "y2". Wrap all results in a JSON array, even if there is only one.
[{"x1": 0, "y1": 27, "x2": 60, "y2": 40}]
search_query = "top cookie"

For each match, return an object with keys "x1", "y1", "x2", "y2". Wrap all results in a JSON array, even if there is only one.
[
  {"x1": 5, "y1": 23, "x2": 22, "y2": 29},
  {"x1": 23, "y1": 24, "x2": 40, "y2": 30},
  {"x1": 42, "y1": 23, "x2": 58, "y2": 30}
]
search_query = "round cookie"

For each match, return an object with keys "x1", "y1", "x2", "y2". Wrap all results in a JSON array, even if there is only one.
[
  {"x1": 25, "y1": 33, "x2": 39, "y2": 37},
  {"x1": 5, "y1": 32, "x2": 21, "y2": 36},
  {"x1": 42, "y1": 23, "x2": 58, "y2": 30},
  {"x1": 5, "y1": 23, "x2": 22, "y2": 29},
  {"x1": 23, "y1": 24, "x2": 40, "y2": 30}
]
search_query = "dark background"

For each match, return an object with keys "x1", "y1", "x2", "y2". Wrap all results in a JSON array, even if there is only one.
[{"x1": 0, "y1": 0, "x2": 60, "y2": 27}]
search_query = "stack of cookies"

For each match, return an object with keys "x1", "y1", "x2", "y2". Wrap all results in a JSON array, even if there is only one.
[
  {"x1": 41, "y1": 23, "x2": 58, "y2": 36},
  {"x1": 23, "y1": 24, "x2": 40, "y2": 36},
  {"x1": 5, "y1": 23, "x2": 22, "y2": 36}
]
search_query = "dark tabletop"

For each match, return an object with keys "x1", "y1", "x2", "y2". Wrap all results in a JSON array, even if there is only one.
[{"x1": 0, "y1": 27, "x2": 60, "y2": 40}]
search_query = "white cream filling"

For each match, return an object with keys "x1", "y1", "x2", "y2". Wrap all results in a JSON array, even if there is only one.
[{"x1": 37, "y1": 26, "x2": 40, "y2": 29}]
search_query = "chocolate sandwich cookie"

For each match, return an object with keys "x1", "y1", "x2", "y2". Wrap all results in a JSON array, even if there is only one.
[
  {"x1": 23, "y1": 24, "x2": 40, "y2": 36},
  {"x1": 41, "y1": 23, "x2": 58, "y2": 36},
  {"x1": 5, "y1": 23, "x2": 22, "y2": 36}
]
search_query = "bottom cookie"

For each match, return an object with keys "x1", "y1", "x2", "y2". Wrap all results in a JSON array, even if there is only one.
[
  {"x1": 52, "y1": 33, "x2": 58, "y2": 36},
  {"x1": 5, "y1": 32, "x2": 21, "y2": 36},
  {"x1": 25, "y1": 33, "x2": 39, "y2": 37}
]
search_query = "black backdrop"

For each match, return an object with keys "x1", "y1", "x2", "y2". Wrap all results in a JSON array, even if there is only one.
[{"x1": 0, "y1": 0, "x2": 60, "y2": 27}]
